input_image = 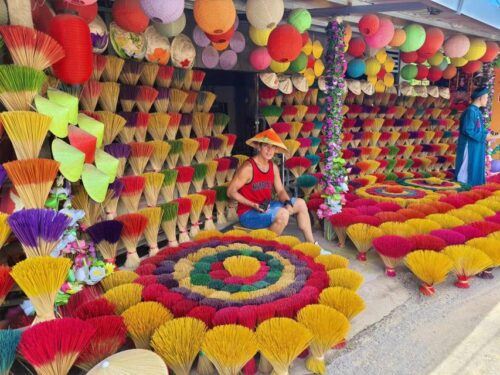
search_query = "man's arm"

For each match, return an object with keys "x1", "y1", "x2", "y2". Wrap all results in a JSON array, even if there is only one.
[
  {"x1": 273, "y1": 164, "x2": 291, "y2": 204},
  {"x1": 227, "y1": 162, "x2": 263, "y2": 211}
]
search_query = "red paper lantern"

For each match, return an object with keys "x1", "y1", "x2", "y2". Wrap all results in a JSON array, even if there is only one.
[
  {"x1": 49, "y1": 15, "x2": 92, "y2": 85},
  {"x1": 417, "y1": 27, "x2": 444, "y2": 58},
  {"x1": 347, "y1": 37, "x2": 366, "y2": 57},
  {"x1": 206, "y1": 26, "x2": 235, "y2": 44},
  {"x1": 462, "y1": 60, "x2": 483, "y2": 75},
  {"x1": 53, "y1": 0, "x2": 98, "y2": 23},
  {"x1": 427, "y1": 66, "x2": 443, "y2": 82},
  {"x1": 442, "y1": 65, "x2": 457, "y2": 80},
  {"x1": 112, "y1": 0, "x2": 149, "y2": 33},
  {"x1": 358, "y1": 14, "x2": 379, "y2": 37},
  {"x1": 401, "y1": 51, "x2": 418, "y2": 63},
  {"x1": 301, "y1": 31, "x2": 309, "y2": 47},
  {"x1": 307, "y1": 55, "x2": 315, "y2": 69},
  {"x1": 480, "y1": 42, "x2": 499, "y2": 63},
  {"x1": 415, "y1": 64, "x2": 429, "y2": 80},
  {"x1": 415, "y1": 53, "x2": 428, "y2": 63},
  {"x1": 267, "y1": 24, "x2": 302, "y2": 63}
]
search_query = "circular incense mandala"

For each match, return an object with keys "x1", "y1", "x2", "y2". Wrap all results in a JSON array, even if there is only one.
[
  {"x1": 400, "y1": 178, "x2": 468, "y2": 192},
  {"x1": 356, "y1": 184, "x2": 439, "y2": 207}
]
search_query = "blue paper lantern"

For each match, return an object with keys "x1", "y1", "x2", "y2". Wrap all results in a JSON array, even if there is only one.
[{"x1": 347, "y1": 58, "x2": 366, "y2": 78}]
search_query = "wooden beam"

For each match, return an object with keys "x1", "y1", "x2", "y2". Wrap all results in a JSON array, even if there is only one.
[{"x1": 308, "y1": 2, "x2": 428, "y2": 17}]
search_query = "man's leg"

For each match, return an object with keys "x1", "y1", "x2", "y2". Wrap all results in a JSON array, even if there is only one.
[
  {"x1": 290, "y1": 198, "x2": 315, "y2": 242},
  {"x1": 269, "y1": 208, "x2": 290, "y2": 235}
]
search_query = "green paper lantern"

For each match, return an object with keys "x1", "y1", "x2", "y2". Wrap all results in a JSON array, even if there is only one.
[
  {"x1": 401, "y1": 64, "x2": 418, "y2": 80},
  {"x1": 46, "y1": 88, "x2": 79, "y2": 125},
  {"x1": 51, "y1": 138, "x2": 85, "y2": 182},
  {"x1": 288, "y1": 8, "x2": 312, "y2": 33},
  {"x1": 34, "y1": 95, "x2": 69, "y2": 138},
  {"x1": 400, "y1": 24, "x2": 426, "y2": 52},
  {"x1": 95, "y1": 149, "x2": 119, "y2": 183},
  {"x1": 289, "y1": 52, "x2": 308, "y2": 73}
]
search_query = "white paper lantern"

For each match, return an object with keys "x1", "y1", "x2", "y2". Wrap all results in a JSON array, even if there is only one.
[{"x1": 246, "y1": 0, "x2": 284, "y2": 29}]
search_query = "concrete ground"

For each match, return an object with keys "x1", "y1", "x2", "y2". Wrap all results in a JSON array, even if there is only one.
[{"x1": 282, "y1": 222, "x2": 500, "y2": 375}]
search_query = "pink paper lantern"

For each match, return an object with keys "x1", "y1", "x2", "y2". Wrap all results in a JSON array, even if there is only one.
[
  {"x1": 364, "y1": 17, "x2": 394, "y2": 49},
  {"x1": 140, "y1": 0, "x2": 185, "y2": 24},
  {"x1": 250, "y1": 47, "x2": 271, "y2": 70},
  {"x1": 220, "y1": 50, "x2": 237, "y2": 70},
  {"x1": 444, "y1": 35, "x2": 470, "y2": 58},
  {"x1": 202, "y1": 45, "x2": 219, "y2": 68},
  {"x1": 193, "y1": 26, "x2": 210, "y2": 47},
  {"x1": 230, "y1": 31, "x2": 246, "y2": 53}
]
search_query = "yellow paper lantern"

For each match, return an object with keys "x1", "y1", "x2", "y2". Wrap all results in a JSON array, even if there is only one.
[
  {"x1": 428, "y1": 52, "x2": 444, "y2": 66},
  {"x1": 312, "y1": 40, "x2": 324, "y2": 59},
  {"x1": 384, "y1": 56, "x2": 395, "y2": 72},
  {"x1": 383, "y1": 73, "x2": 394, "y2": 87},
  {"x1": 375, "y1": 80, "x2": 385, "y2": 93},
  {"x1": 302, "y1": 38, "x2": 313, "y2": 55},
  {"x1": 375, "y1": 50, "x2": 387, "y2": 64},
  {"x1": 365, "y1": 57, "x2": 381, "y2": 76},
  {"x1": 194, "y1": 0, "x2": 236, "y2": 35},
  {"x1": 367, "y1": 75, "x2": 378, "y2": 85},
  {"x1": 249, "y1": 25, "x2": 274, "y2": 47},
  {"x1": 303, "y1": 68, "x2": 315, "y2": 86},
  {"x1": 451, "y1": 57, "x2": 468, "y2": 67},
  {"x1": 463, "y1": 38, "x2": 487, "y2": 61},
  {"x1": 270, "y1": 59, "x2": 290, "y2": 73},
  {"x1": 344, "y1": 23, "x2": 352, "y2": 45},
  {"x1": 314, "y1": 59, "x2": 325, "y2": 77}
]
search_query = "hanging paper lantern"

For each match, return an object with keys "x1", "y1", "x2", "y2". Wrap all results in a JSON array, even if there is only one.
[
  {"x1": 347, "y1": 37, "x2": 366, "y2": 57},
  {"x1": 301, "y1": 31, "x2": 309, "y2": 46},
  {"x1": 288, "y1": 8, "x2": 311, "y2": 33},
  {"x1": 358, "y1": 14, "x2": 380, "y2": 37},
  {"x1": 443, "y1": 35, "x2": 470, "y2": 58},
  {"x1": 153, "y1": 13, "x2": 186, "y2": 38},
  {"x1": 389, "y1": 28, "x2": 406, "y2": 47},
  {"x1": 344, "y1": 23, "x2": 352, "y2": 45},
  {"x1": 376, "y1": 50, "x2": 387, "y2": 64},
  {"x1": 289, "y1": 52, "x2": 307, "y2": 73},
  {"x1": 401, "y1": 51, "x2": 418, "y2": 64},
  {"x1": 193, "y1": 25, "x2": 211, "y2": 47},
  {"x1": 427, "y1": 66, "x2": 443, "y2": 82},
  {"x1": 267, "y1": 24, "x2": 302, "y2": 62},
  {"x1": 450, "y1": 57, "x2": 468, "y2": 67},
  {"x1": 194, "y1": 0, "x2": 236, "y2": 35},
  {"x1": 212, "y1": 40, "x2": 230, "y2": 52},
  {"x1": 384, "y1": 56, "x2": 395, "y2": 73},
  {"x1": 314, "y1": 59, "x2": 325, "y2": 77},
  {"x1": 480, "y1": 42, "x2": 499, "y2": 62},
  {"x1": 415, "y1": 64, "x2": 429, "y2": 80},
  {"x1": 365, "y1": 17, "x2": 394, "y2": 49},
  {"x1": 462, "y1": 60, "x2": 483, "y2": 75},
  {"x1": 401, "y1": 64, "x2": 418, "y2": 80},
  {"x1": 400, "y1": 24, "x2": 426, "y2": 52},
  {"x1": 415, "y1": 53, "x2": 427, "y2": 64},
  {"x1": 417, "y1": 27, "x2": 444, "y2": 58},
  {"x1": 49, "y1": 15, "x2": 92, "y2": 85},
  {"x1": 230, "y1": 31, "x2": 246, "y2": 53},
  {"x1": 140, "y1": 0, "x2": 184, "y2": 24},
  {"x1": 112, "y1": 0, "x2": 149, "y2": 33},
  {"x1": 347, "y1": 59, "x2": 366, "y2": 78},
  {"x1": 206, "y1": 26, "x2": 235, "y2": 44},
  {"x1": 53, "y1": 0, "x2": 97, "y2": 23},
  {"x1": 202, "y1": 45, "x2": 219, "y2": 68},
  {"x1": 442, "y1": 65, "x2": 457, "y2": 80},
  {"x1": 365, "y1": 57, "x2": 381, "y2": 76},
  {"x1": 463, "y1": 38, "x2": 487, "y2": 61},
  {"x1": 249, "y1": 26, "x2": 273, "y2": 47},
  {"x1": 246, "y1": 0, "x2": 284, "y2": 29},
  {"x1": 89, "y1": 15, "x2": 109, "y2": 54},
  {"x1": 438, "y1": 58, "x2": 449, "y2": 71},
  {"x1": 270, "y1": 59, "x2": 290, "y2": 73},
  {"x1": 428, "y1": 51, "x2": 444, "y2": 66},
  {"x1": 31, "y1": 0, "x2": 56, "y2": 33},
  {"x1": 219, "y1": 50, "x2": 237, "y2": 70},
  {"x1": 249, "y1": 47, "x2": 271, "y2": 70}
]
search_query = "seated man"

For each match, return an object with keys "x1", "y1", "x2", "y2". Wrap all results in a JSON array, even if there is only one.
[{"x1": 227, "y1": 129, "x2": 315, "y2": 243}]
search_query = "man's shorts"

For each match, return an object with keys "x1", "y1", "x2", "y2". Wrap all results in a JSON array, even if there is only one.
[{"x1": 238, "y1": 198, "x2": 297, "y2": 229}]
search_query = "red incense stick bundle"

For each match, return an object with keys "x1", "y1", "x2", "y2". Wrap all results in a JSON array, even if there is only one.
[
  {"x1": 175, "y1": 197, "x2": 192, "y2": 243},
  {"x1": 116, "y1": 213, "x2": 148, "y2": 269},
  {"x1": 129, "y1": 141, "x2": 154, "y2": 175},
  {"x1": 134, "y1": 112, "x2": 151, "y2": 142},
  {"x1": 136, "y1": 86, "x2": 159, "y2": 113},
  {"x1": 175, "y1": 166, "x2": 195, "y2": 197},
  {"x1": 119, "y1": 175, "x2": 145, "y2": 213}
]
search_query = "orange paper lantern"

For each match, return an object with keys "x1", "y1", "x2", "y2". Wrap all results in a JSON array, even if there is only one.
[
  {"x1": 442, "y1": 65, "x2": 457, "y2": 80},
  {"x1": 389, "y1": 28, "x2": 406, "y2": 47},
  {"x1": 112, "y1": 0, "x2": 149, "y2": 33},
  {"x1": 194, "y1": 0, "x2": 236, "y2": 35}
]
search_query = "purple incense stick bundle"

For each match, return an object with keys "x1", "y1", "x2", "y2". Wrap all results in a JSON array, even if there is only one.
[
  {"x1": 104, "y1": 179, "x2": 125, "y2": 218},
  {"x1": 119, "y1": 85, "x2": 139, "y2": 112},
  {"x1": 104, "y1": 143, "x2": 131, "y2": 177},
  {"x1": 86, "y1": 220, "x2": 123, "y2": 264},
  {"x1": 0, "y1": 164, "x2": 7, "y2": 189}
]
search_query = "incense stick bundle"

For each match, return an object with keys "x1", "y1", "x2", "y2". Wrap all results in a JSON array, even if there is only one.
[
  {"x1": 81, "y1": 80, "x2": 103, "y2": 111},
  {"x1": 212, "y1": 113, "x2": 230, "y2": 135},
  {"x1": 195, "y1": 137, "x2": 210, "y2": 163},
  {"x1": 199, "y1": 189, "x2": 216, "y2": 230},
  {"x1": 0, "y1": 212, "x2": 11, "y2": 251},
  {"x1": 142, "y1": 172, "x2": 164, "y2": 207},
  {"x1": 207, "y1": 137, "x2": 223, "y2": 161},
  {"x1": 215, "y1": 158, "x2": 231, "y2": 186},
  {"x1": 120, "y1": 60, "x2": 144, "y2": 85},
  {"x1": 137, "y1": 86, "x2": 159, "y2": 113},
  {"x1": 103, "y1": 55, "x2": 125, "y2": 82},
  {"x1": 187, "y1": 194, "x2": 206, "y2": 238},
  {"x1": 161, "y1": 201, "x2": 179, "y2": 246},
  {"x1": 168, "y1": 88, "x2": 188, "y2": 113},
  {"x1": 196, "y1": 91, "x2": 217, "y2": 112},
  {"x1": 160, "y1": 169, "x2": 178, "y2": 203},
  {"x1": 140, "y1": 62, "x2": 160, "y2": 86},
  {"x1": 172, "y1": 68, "x2": 187, "y2": 89},
  {"x1": 214, "y1": 135, "x2": 228, "y2": 159},
  {"x1": 205, "y1": 160, "x2": 218, "y2": 188},
  {"x1": 233, "y1": 154, "x2": 249, "y2": 168},
  {"x1": 180, "y1": 114, "x2": 193, "y2": 138},
  {"x1": 119, "y1": 84, "x2": 138, "y2": 112},
  {"x1": 129, "y1": 142, "x2": 154, "y2": 175},
  {"x1": 225, "y1": 134, "x2": 237, "y2": 157},
  {"x1": 71, "y1": 184, "x2": 105, "y2": 229},
  {"x1": 181, "y1": 90, "x2": 198, "y2": 113},
  {"x1": 99, "y1": 82, "x2": 120, "y2": 112},
  {"x1": 116, "y1": 213, "x2": 148, "y2": 270},
  {"x1": 134, "y1": 112, "x2": 151, "y2": 142},
  {"x1": 154, "y1": 87, "x2": 170, "y2": 113},
  {"x1": 87, "y1": 220, "x2": 124, "y2": 263},
  {"x1": 147, "y1": 113, "x2": 170, "y2": 141},
  {"x1": 166, "y1": 112, "x2": 181, "y2": 140},
  {"x1": 175, "y1": 197, "x2": 192, "y2": 243},
  {"x1": 3, "y1": 158, "x2": 59, "y2": 208},
  {"x1": 92, "y1": 53, "x2": 107, "y2": 80},
  {"x1": 166, "y1": 140, "x2": 183, "y2": 168},
  {"x1": 191, "y1": 70, "x2": 206, "y2": 91},
  {"x1": 138, "y1": 207, "x2": 162, "y2": 256},
  {"x1": 214, "y1": 185, "x2": 228, "y2": 225},
  {"x1": 0, "y1": 111, "x2": 51, "y2": 160},
  {"x1": 103, "y1": 180, "x2": 124, "y2": 219},
  {"x1": 193, "y1": 112, "x2": 212, "y2": 138},
  {"x1": 0, "y1": 65, "x2": 46, "y2": 111},
  {"x1": 96, "y1": 111, "x2": 127, "y2": 146},
  {"x1": 179, "y1": 138, "x2": 199, "y2": 166},
  {"x1": 119, "y1": 175, "x2": 146, "y2": 213},
  {"x1": 226, "y1": 157, "x2": 239, "y2": 182},
  {"x1": 118, "y1": 112, "x2": 138, "y2": 143},
  {"x1": 193, "y1": 163, "x2": 208, "y2": 192},
  {"x1": 156, "y1": 65, "x2": 174, "y2": 87},
  {"x1": 175, "y1": 166, "x2": 195, "y2": 197},
  {"x1": 148, "y1": 140, "x2": 171, "y2": 172},
  {"x1": 104, "y1": 143, "x2": 131, "y2": 177}
]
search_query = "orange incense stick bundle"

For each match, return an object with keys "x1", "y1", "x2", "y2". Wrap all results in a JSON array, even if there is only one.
[
  {"x1": 116, "y1": 213, "x2": 148, "y2": 270},
  {"x1": 129, "y1": 142, "x2": 154, "y2": 175}
]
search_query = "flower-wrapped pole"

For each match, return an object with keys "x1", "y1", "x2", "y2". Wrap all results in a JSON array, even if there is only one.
[{"x1": 483, "y1": 60, "x2": 496, "y2": 177}]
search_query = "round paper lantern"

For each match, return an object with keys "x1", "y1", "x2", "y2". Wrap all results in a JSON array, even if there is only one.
[
  {"x1": 384, "y1": 56, "x2": 395, "y2": 73},
  {"x1": 443, "y1": 35, "x2": 470, "y2": 58},
  {"x1": 438, "y1": 58, "x2": 449, "y2": 71},
  {"x1": 451, "y1": 57, "x2": 468, "y2": 67},
  {"x1": 428, "y1": 51, "x2": 444, "y2": 66},
  {"x1": 347, "y1": 37, "x2": 366, "y2": 57},
  {"x1": 249, "y1": 47, "x2": 271, "y2": 70},
  {"x1": 401, "y1": 64, "x2": 417, "y2": 80},
  {"x1": 463, "y1": 38, "x2": 487, "y2": 61},
  {"x1": 267, "y1": 24, "x2": 302, "y2": 62},
  {"x1": 377, "y1": 68, "x2": 386, "y2": 80},
  {"x1": 49, "y1": 15, "x2": 92, "y2": 84},
  {"x1": 301, "y1": 31, "x2": 309, "y2": 46},
  {"x1": 212, "y1": 40, "x2": 230, "y2": 51},
  {"x1": 428, "y1": 66, "x2": 443, "y2": 82},
  {"x1": 314, "y1": 59, "x2": 325, "y2": 77},
  {"x1": 112, "y1": 0, "x2": 149, "y2": 33},
  {"x1": 401, "y1": 51, "x2": 418, "y2": 64},
  {"x1": 415, "y1": 53, "x2": 428, "y2": 64},
  {"x1": 193, "y1": 25, "x2": 210, "y2": 47},
  {"x1": 202, "y1": 45, "x2": 219, "y2": 68},
  {"x1": 367, "y1": 75, "x2": 377, "y2": 85},
  {"x1": 194, "y1": 0, "x2": 236, "y2": 35},
  {"x1": 206, "y1": 26, "x2": 235, "y2": 44},
  {"x1": 415, "y1": 64, "x2": 429, "y2": 80},
  {"x1": 31, "y1": 0, "x2": 56, "y2": 33},
  {"x1": 417, "y1": 27, "x2": 444, "y2": 58},
  {"x1": 480, "y1": 42, "x2": 499, "y2": 63},
  {"x1": 288, "y1": 8, "x2": 311, "y2": 33},
  {"x1": 289, "y1": 52, "x2": 307, "y2": 73},
  {"x1": 462, "y1": 60, "x2": 483, "y2": 75},
  {"x1": 53, "y1": 0, "x2": 97, "y2": 23},
  {"x1": 89, "y1": 15, "x2": 109, "y2": 54},
  {"x1": 246, "y1": 0, "x2": 284, "y2": 29},
  {"x1": 153, "y1": 12, "x2": 186, "y2": 38},
  {"x1": 365, "y1": 17, "x2": 394, "y2": 49},
  {"x1": 376, "y1": 49, "x2": 387, "y2": 64},
  {"x1": 442, "y1": 65, "x2": 457, "y2": 79},
  {"x1": 389, "y1": 28, "x2": 406, "y2": 47},
  {"x1": 358, "y1": 14, "x2": 379, "y2": 37},
  {"x1": 220, "y1": 50, "x2": 237, "y2": 70},
  {"x1": 249, "y1": 26, "x2": 273, "y2": 47},
  {"x1": 270, "y1": 59, "x2": 290, "y2": 73},
  {"x1": 230, "y1": 31, "x2": 246, "y2": 53},
  {"x1": 384, "y1": 73, "x2": 394, "y2": 87},
  {"x1": 140, "y1": 0, "x2": 184, "y2": 24},
  {"x1": 344, "y1": 23, "x2": 352, "y2": 45},
  {"x1": 365, "y1": 57, "x2": 381, "y2": 76},
  {"x1": 400, "y1": 24, "x2": 426, "y2": 52},
  {"x1": 347, "y1": 59, "x2": 366, "y2": 78}
]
